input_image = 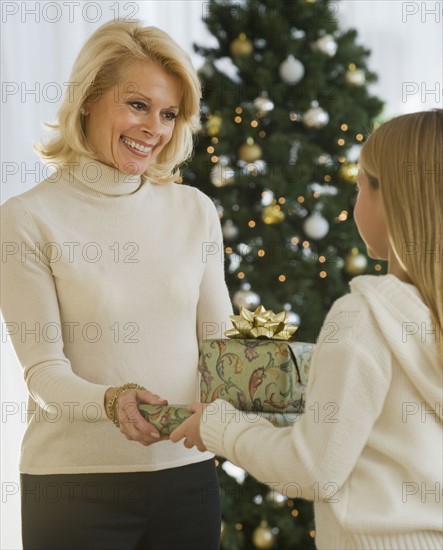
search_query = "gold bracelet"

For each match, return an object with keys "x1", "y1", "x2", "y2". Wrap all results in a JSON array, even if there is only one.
[{"x1": 107, "y1": 383, "x2": 146, "y2": 427}]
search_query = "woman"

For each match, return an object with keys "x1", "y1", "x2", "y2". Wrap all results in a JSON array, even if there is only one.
[{"x1": 1, "y1": 19, "x2": 232, "y2": 550}]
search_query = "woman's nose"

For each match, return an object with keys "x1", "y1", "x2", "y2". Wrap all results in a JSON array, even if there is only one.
[{"x1": 141, "y1": 112, "x2": 162, "y2": 137}]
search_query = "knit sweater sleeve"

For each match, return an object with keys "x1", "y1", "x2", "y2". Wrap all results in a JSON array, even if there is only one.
[
  {"x1": 196, "y1": 192, "x2": 233, "y2": 346},
  {"x1": 200, "y1": 293, "x2": 392, "y2": 500},
  {"x1": 0, "y1": 197, "x2": 111, "y2": 420}
]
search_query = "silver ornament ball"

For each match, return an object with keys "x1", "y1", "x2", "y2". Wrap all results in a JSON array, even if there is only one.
[
  {"x1": 210, "y1": 162, "x2": 235, "y2": 187},
  {"x1": 345, "y1": 69, "x2": 366, "y2": 86},
  {"x1": 312, "y1": 34, "x2": 338, "y2": 57},
  {"x1": 254, "y1": 95, "x2": 274, "y2": 115},
  {"x1": 302, "y1": 106, "x2": 330, "y2": 128},
  {"x1": 222, "y1": 220, "x2": 239, "y2": 240},
  {"x1": 233, "y1": 288, "x2": 261, "y2": 310}
]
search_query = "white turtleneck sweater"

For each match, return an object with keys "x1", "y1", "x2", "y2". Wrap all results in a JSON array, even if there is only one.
[
  {"x1": 1, "y1": 155, "x2": 233, "y2": 474},
  {"x1": 201, "y1": 275, "x2": 443, "y2": 549}
]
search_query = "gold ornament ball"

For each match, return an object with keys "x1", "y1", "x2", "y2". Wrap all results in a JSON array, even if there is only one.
[
  {"x1": 339, "y1": 162, "x2": 359, "y2": 183},
  {"x1": 252, "y1": 521, "x2": 275, "y2": 550},
  {"x1": 206, "y1": 114, "x2": 222, "y2": 136},
  {"x1": 262, "y1": 204, "x2": 285, "y2": 225},
  {"x1": 345, "y1": 250, "x2": 368, "y2": 275},
  {"x1": 230, "y1": 33, "x2": 254, "y2": 57},
  {"x1": 238, "y1": 141, "x2": 263, "y2": 163}
]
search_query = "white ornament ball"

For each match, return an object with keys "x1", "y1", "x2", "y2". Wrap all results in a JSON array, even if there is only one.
[
  {"x1": 345, "y1": 69, "x2": 366, "y2": 86},
  {"x1": 261, "y1": 189, "x2": 274, "y2": 206},
  {"x1": 303, "y1": 212, "x2": 330, "y2": 240},
  {"x1": 312, "y1": 34, "x2": 337, "y2": 57},
  {"x1": 279, "y1": 55, "x2": 305, "y2": 84},
  {"x1": 222, "y1": 220, "x2": 239, "y2": 240},
  {"x1": 291, "y1": 27, "x2": 306, "y2": 40},
  {"x1": 302, "y1": 106, "x2": 330, "y2": 129},
  {"x1": 287, "y1": 311, "x2": 301, "y2": 326},
  {"x1": 233, "y1": 288, "x2": 261, "y2": 310}
]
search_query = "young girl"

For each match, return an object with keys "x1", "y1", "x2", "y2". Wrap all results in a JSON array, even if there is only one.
[{"x1": 171, "y1": 109, "x2": 443, "y2": 549}]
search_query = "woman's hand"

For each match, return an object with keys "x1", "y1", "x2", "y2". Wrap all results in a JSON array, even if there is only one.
[
  {"x1": 170, "y1": 402, "x2": 207, "y2": 452},
  {"x1": 105, "y1": 386, "x2": 169, "y2": 446}
]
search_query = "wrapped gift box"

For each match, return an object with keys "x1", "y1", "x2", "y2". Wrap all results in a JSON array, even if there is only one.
[
  {"x1": 200, "y1": 339, "x2": 313, "y2": 414},
  {"x1": 138, "y1": 306, "x2": 314, "y2": 433}
]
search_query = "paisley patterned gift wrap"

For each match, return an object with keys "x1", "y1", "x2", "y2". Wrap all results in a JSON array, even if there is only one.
[
  {"x1": 200, "y1": 339, "x2": 314, "y2": 414},
  {"x1": 138, "y1": 405, "x2": 193, "y2": 435}
]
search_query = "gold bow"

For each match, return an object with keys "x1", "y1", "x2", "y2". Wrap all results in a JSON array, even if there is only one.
[{"x1": 225, "y1": 305, "x2": 298, "y2": 340}]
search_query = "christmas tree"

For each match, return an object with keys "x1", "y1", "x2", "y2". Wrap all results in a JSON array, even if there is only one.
[{"x1": 183, "y1": 1, "x2": 385, "y2": 548}]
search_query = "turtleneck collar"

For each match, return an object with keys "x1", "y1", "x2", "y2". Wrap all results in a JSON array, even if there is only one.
[{"x1": 62, "y1": 155, "x2": 143, "y2": 196}]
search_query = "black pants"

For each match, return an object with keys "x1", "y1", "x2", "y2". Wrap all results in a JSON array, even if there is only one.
[{"x1": 21, "y1": 459, "x2": 220, "y2": 550}]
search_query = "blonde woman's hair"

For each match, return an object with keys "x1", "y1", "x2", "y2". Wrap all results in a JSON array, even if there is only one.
[
  {"x1": 359, "y1": 109, "x2": 443, "y2": 356},
  {"x1": 34, "y1": 19, "x2": 202, "y2": 184}
]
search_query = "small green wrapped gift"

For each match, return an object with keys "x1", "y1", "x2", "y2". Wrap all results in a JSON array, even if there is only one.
[
  {"x1": 200, "y1": 306, "x2": 313, "y2": 415},
  {"x1": 139, "y1": 405, "x2": 193, "y2": 436}
]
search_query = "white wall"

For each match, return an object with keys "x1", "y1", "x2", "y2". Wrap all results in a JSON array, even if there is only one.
[{"x1": 338, "y1": 0, "x2": 442, "y2": 116}]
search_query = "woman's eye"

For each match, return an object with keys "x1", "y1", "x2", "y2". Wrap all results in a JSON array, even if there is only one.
[
  {"x1": 163, "y1": 111, "x2": 177, "y2": 122},
  {"x1": 130, "y1": 102, "x2": 146, "y2": 111}
]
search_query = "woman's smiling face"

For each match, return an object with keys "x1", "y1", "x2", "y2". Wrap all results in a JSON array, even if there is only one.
[{"x1": 84, "y1": 60, "x2": 182, "y2": 175}]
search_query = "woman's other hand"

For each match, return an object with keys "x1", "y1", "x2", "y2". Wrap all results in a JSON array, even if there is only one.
[{"x1": 105, "y1": 387, "x2": 169, "y2": 446}]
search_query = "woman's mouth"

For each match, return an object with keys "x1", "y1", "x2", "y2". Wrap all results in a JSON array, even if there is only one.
[{"x1": 120, "y1": 136, "x2": 153, "y2": 156}]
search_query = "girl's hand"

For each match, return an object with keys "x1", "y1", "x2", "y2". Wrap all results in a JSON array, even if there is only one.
[
  {"x1": 169, "y1": 402, "x2": 207, "y2": 452},
  {"x1": 105, "y1": 387, "x2": 169, "y2": 446}
]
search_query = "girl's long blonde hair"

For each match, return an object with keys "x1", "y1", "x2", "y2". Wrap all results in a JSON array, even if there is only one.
[{"x1": 360, "y1": 109, "x2": 443, "y2": 357}]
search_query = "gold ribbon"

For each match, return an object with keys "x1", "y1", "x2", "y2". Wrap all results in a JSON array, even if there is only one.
[{"x1": 225, "y1": 305, "x2": 298, "y2": 340}]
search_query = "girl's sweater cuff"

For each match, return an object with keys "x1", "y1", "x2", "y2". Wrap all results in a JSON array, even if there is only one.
[{"x1": 200, "y1": 399, "x2": 239, "y2": 457}]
